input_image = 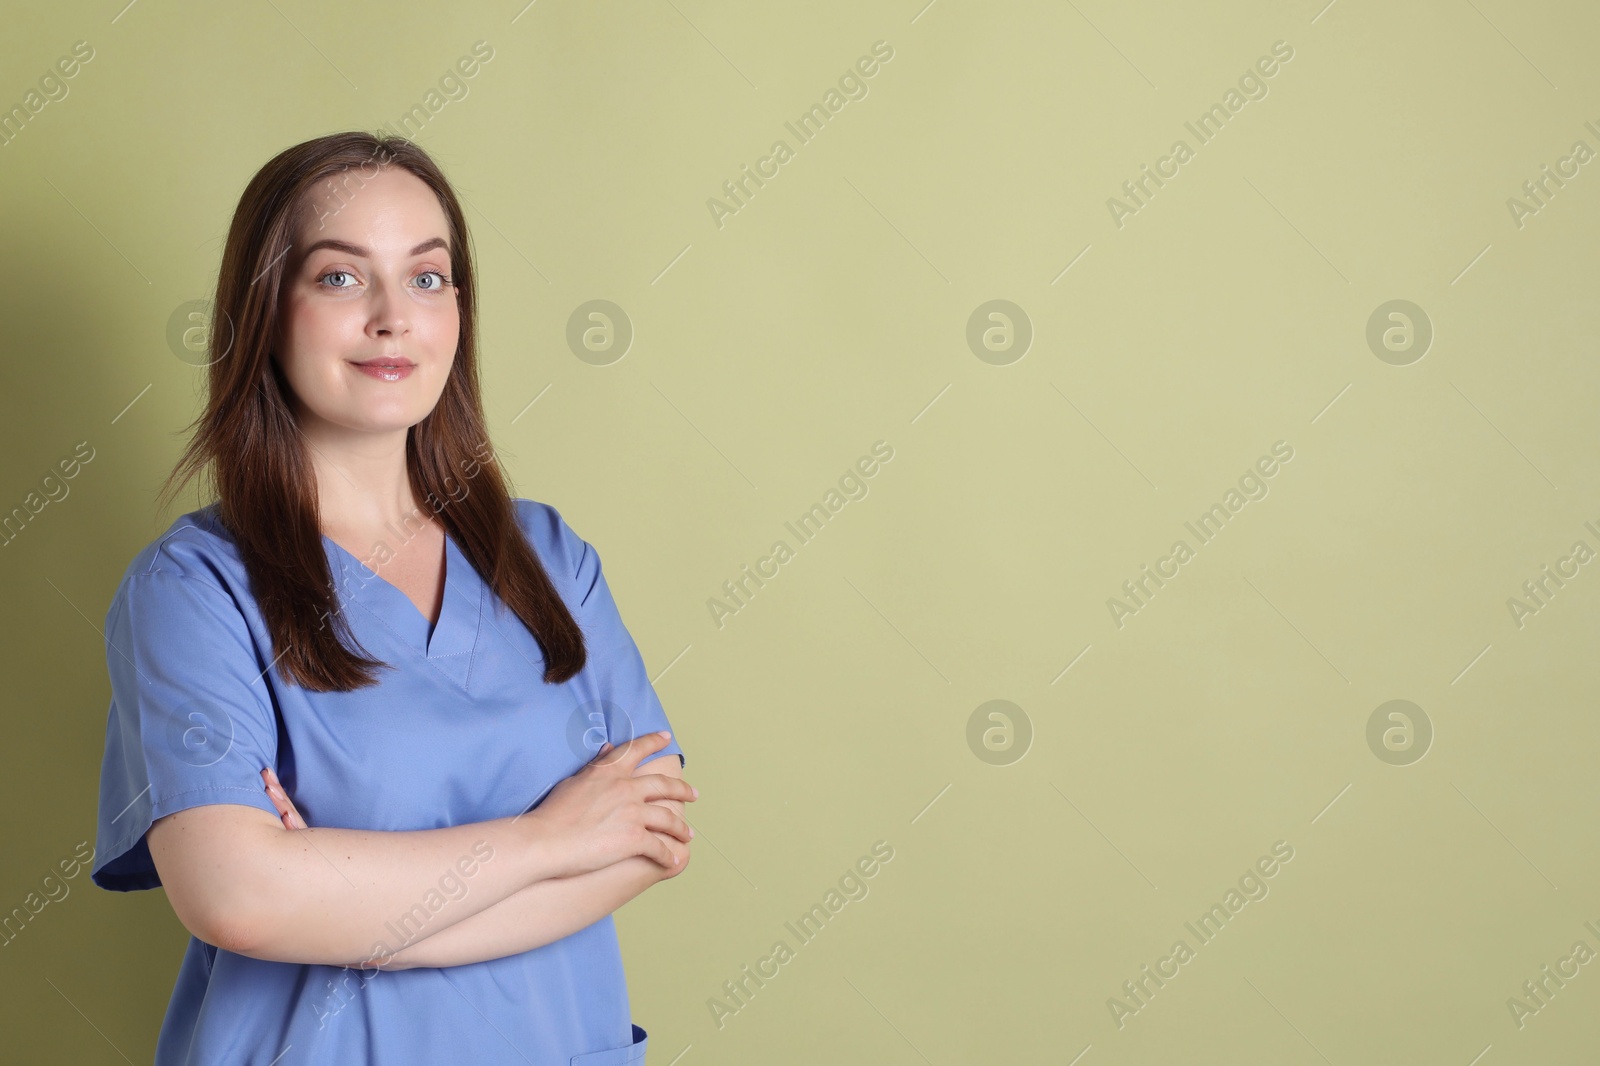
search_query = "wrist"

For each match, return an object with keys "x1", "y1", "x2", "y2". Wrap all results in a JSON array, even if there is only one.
[{"x1": 510, "y1": 809, "x2": 571, "y2": 882}]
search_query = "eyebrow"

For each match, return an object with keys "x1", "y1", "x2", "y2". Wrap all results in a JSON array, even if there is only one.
[{"x1": 301, "y1": 237, "x2": 450, "y2": 258}]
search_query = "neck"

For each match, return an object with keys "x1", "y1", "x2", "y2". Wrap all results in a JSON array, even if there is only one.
[{"x1": 299, "y1": 416, "x2": 421, "y2": 534}]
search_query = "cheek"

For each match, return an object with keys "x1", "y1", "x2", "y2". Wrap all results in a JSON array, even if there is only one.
[
  {"x1": 277, "y1": 300, "x2": 353, "y2": 396},
  {"x1": 284, "y1": 301, "x2": 357, "y2": 361},
  {"x1": 423, "y1": 301, "x2": 461, "y2": 351},
  {"x1": 280, "y1": 299, "x2": 321, "y2": 359}
]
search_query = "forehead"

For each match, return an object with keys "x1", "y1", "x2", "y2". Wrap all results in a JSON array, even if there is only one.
[{"x1": 291, "y1": 164, "x2": 451, "y2": 258}]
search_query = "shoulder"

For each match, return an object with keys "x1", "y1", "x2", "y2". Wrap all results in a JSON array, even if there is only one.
[
  {"x1": 109, "y1": 503, "x2": 252, "y2": 620},
  {"x1": 510, "y1": 496, "x2": 591, "y2": 579}
]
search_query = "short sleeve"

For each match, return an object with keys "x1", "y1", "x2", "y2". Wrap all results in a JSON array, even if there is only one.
[
  {"x1": 91, "y1": 570, "x2": 285, "y2": 892},
  {"x1": 535, "y1": 502, "x2": 686, "y2": 772}
]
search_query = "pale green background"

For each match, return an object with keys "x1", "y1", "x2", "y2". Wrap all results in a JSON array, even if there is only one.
[{"x1": 3, "y1": 0, "x2": 1598, "y2": 1062}]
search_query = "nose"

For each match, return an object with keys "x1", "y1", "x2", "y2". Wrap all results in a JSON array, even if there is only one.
[{"x1": 366, "y1": 277, "x2": 411, "y2": 337}]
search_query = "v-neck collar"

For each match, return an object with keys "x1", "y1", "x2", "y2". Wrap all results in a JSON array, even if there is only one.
[{"x1": 323, "y1": 528, "x2": 484, "y2": 667}]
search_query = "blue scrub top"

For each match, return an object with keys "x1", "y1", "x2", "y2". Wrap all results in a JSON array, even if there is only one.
[{"x1": 91, "y1": 497, "x2": 685, "y2": 1066}]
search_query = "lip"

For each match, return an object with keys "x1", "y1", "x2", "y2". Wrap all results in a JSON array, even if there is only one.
[{"x1": 349, "y1": 357, "x2": 417, "y2": 382}]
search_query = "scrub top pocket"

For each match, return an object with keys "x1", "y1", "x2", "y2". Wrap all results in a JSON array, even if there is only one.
[{"x1": 570, "y1": 1022, "x2": 649, "y2": 1065}]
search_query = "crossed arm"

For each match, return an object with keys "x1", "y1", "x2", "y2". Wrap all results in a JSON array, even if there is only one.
[{"x1": 259, "y1": 756, "x2": 691, "y2": 971}]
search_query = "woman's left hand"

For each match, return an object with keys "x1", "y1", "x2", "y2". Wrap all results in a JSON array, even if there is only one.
[{"x1": 261, "y1": 767, "x2": 308, "y2": 830}]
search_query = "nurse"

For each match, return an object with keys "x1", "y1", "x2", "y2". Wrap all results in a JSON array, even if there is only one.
[{"x1": 91, "y1": 131, "x2": 698, "y2": 1065}]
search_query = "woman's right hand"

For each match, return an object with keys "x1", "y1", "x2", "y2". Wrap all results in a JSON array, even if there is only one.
[{"x1": 527, "y1": 731, "x2": 698, "y2": 878}]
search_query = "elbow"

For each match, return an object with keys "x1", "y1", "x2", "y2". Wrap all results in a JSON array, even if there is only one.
[
  {"x1": 165, "y1": 872, "x2": 273, "y2": 956},
  {"x1": 164, "y1": 893, "x2": 262, "y2": 955},
  {"x1": 177, "y1": 885, "x2": 271, "y2": 956},
  {"x1": 147, "y1": 806, "x2": 284, "y2": 957},
  {"x1": 204, "y1": 910, "x2": 264, "y2": 956}
]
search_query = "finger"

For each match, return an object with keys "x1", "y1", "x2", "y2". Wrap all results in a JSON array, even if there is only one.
[
  {"x1": 649, "y1": 830, "x2": 690, "y2": 876},
  {"x1": 262, "y1": 769, "x2": 290, "y2": 818},
  {"x1": 641, "y1": 827, "x2": 681, "y2": 869},
  {"x1": 635, "y1": 773, "x2": 698, "y2": 804},
  {"x1": 641, "y1": 804, "x2": 695, "y2": 844},
  {"x1": 608, "y1": 730, "x2": 673, "y2": 771},
  {"x1": 262, "y1": 768, "x2": 309, "y2": 830}
]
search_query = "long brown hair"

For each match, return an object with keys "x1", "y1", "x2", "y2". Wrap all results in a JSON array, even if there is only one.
[{"x1": 159, "y1": 131, "x2": 586, "y2": 691}]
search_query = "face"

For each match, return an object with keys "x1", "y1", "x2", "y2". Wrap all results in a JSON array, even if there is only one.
[{"x1": 275, "y1": 164, "x2": 460, "y2": 442}]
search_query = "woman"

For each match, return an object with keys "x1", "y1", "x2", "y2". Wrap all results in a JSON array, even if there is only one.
[{"x1": 90, "y1": 131, "x2": 698, "y2": 1065}]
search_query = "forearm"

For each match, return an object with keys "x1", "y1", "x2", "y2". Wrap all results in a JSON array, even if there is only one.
[
  {"x1": 228, "y1": 811, "x2": 559, "y2": 967},
  {"x1": 380, "y1": 795, "x2": 687, "y2": 970},
  {"x1": 377, "y1": 854, "x2": 667, "y2": 970}
]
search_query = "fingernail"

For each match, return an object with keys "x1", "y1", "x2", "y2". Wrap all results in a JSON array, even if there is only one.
[
  {"x1": 691, "y1": 787, "x2": 699, "y2": 798},
  {"x1": 689, "y1": 828, "x2": 695, "y2": 838},
  {"x1": 658, "y1": 730, "x2": 671, "y2": 739}
]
